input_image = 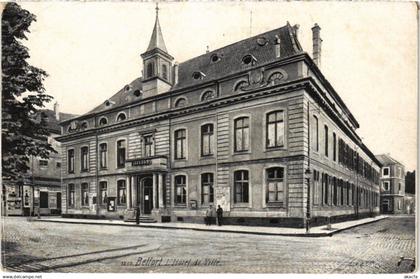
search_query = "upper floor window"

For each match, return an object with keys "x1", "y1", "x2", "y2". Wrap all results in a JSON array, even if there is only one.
[
  {"x1": 147, "y1": 62, "x2": 155, "y2": 78},
  {"x1": 117, "y1": 180, "x2": 127, "y2": 206},
  {"x1": 383, "y1": 167, "x2": 390, "y2": 176},
  {"x1": 117, "y1": 140, "x2": 126, "y2": 168},
  {"x1": 68, "y1": 149, "x2": 74, "y2": 173},
  {"x1": 99, "y1": 143, "x2": 107, "y2": 169},
  {"x1": 99, "y1": 181, "x2": 108, "y2": 205},
  {"x1": 266, "y1": 111, "x2": 284, "y2": 148},
  {"x1": 175, "y1": 129, "x2": 186, "y2": 160},
  {"x1": 234, "y1": 170, "x2": 249, "y2": 203},
  {"x1": 324, "y1": 125, "x2": 329, "y2": 157},
  {"x1": 39, "y1": 160, "x2": 48, "y2": 167},
  {"x1": 81, "y1": 146, "x2": 89, "y2": 172},
  {"x1": 234, "y1": 117, "x2": 249, "y2": 152},
  {"x1": 383, "y1": 181, "x2": 390, "y2": 191},
  {"x1": 201, "y1": 124, "x2": 214, "y2": 156},
  {"x1": 312, "y1": 116, "x2": 319, "y2": 152},
  {"x1": 174, "y1": 97, "x2": 187, "y2": 108},
  {"x1": 144, "y1": 135, "x2": 154, "y2": 157},
  {"x1": 201, "y1": 91, "x2": 216, "y2": 102},
  {"x1": 266, "y1": 167, "x2": 285, "y2": 204},
  {"x1": 117, "y1": 113, "x2": 126, "y2": 122},
  {"x1": 81, "y1": 121, "x2": 88, "y2": 129},
  {"x1": 68, "y1": 184, "x2": 75, "y2": 207},
  {"x1": 99, "y1": 117, "x2": 108, "y2": 126},
  {"x1": 175, "y1": 175, "x2": 187, "y2": 205},
  {"x1": 333, "y1": 133, "x2": 337, "y2": 161},
  {"x1": 201, "y1": 173, "x2": 214, "y2": 205},
  {"x1": 162, "y1": 64, "x2": 168, "y2": 80},
  {"x1": 81, "y1": 183, "x2": 89, "y2": 206}
]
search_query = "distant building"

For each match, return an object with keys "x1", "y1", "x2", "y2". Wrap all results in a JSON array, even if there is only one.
[
  {"x1": 3, "y1": 103, "x2": 77, "y2": 216},
  {"x1": 376, "y1": 154, "x2": 406, "y2": 214},
  {"x1": 57, "y1": 7, "x2": 381, "y2": 227}
]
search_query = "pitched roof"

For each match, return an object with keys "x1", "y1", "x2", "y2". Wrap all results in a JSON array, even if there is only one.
[
  {"x1": 375, "y1": 154, "x2": 404, "y2": 167},
  {"x1": 37, "y1": 109, "x2": 78, "y2": 134},
  {"x1": 146, "y1": 10, "x2": 168, "y2": 53},
  {"x1": 83, "y1": 23, "x2": 301, "y2": 116}
]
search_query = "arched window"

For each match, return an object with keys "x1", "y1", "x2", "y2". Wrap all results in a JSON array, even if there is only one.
[
  {"x1": 147, "y1": 62, "x2": 155, "y2": 78},
  {"x1": 201, "y1": 91, "x2": 216, "y2": 102},
  {"x1": 201, "y1": 173, "x2": 214, "y2": 204},
  {"x1": 267, "y1": 72, "x2": 285, "y2": 85},
  {"x1": 174, "y1": 97, "x2": 187, "y2": 108},
  {"x1": 266, "y1": 111, "x2": 284, "y2": 148},
  {"x1": 266, "y1": 167, "x2": 285, "y2": 204},
  {"x1": 162, "y1": 64, "x2": 168, "y2": 80},
  {"x1": 80, "y1": 121, "x2": 88, "y2": 129},
  {"x1": 99, "y1": 117, "x2": 108, "y2": 126},
  {"x1": 234, "y1": 170, "x2": 249, "y2": 203},
  {"x1": 116, "y1": 112, "x2": 126, "y2": 122},
  {"x1": 234, "y1": 80, "x2": 249, "y2": 92},
  {"x1": 175, "y1": 175, "x2": 187, "y2": 205},
  {"x1": 234, "y1": 117, "x2": 249, "y2": 152}
]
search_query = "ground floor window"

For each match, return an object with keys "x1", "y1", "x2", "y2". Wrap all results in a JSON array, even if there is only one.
[
  {"x1": 68, "y1": 184, "x2": 75, "y2": 207},
  {"x1": 313, "y1": 170, "x2": 321, "y2": 205},
  {"x1": 234, "y1": 170, "x2": 249, "y2": 203},
  {"x1": 266, "y1": 167, "x2": 285, "y2": 205},
  {"x1": 201, "y1": 173, "x2": 214, "y2": 205},
  {"x1": 175, "y1": 175, "x2": 187, "y2": 205},
  {"x1": 99, "y1": 181, "x2": 107, "y2": 205},
  {"x1": 117, "y1": 180, "x2": 127, "y2": 206},
  {"x1": 81, "y1": 183, "x2": 89, "y2": 206}
]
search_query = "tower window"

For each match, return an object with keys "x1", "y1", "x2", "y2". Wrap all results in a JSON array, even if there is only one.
[
  {"x1": 162, "y1": 64, "x2": 168, "y2": 80},
  {"x1": 147, "y1": 62, "x2": 155, "y2": 78}
]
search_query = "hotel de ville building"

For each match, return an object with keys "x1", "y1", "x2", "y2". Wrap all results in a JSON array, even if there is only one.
[{"x1": 57, "y1": 7, "x2": 381, "y2": 227}]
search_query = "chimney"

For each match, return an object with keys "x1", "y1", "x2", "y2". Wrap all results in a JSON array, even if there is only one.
[
  {"x1": 53, "y1": 102, "x2": 60, "y2": 120},
  {"x1": 312, "y1": 23, "x2": 322, "y2": 67},
  {"x1": 275, "y1": 35, "x2": 281, "y2": 58},
  {"x1": 293, "y1": 24, "x2": 300, "y2": 39},
  {"x1": 173, "y1": 62, "x2": 179, "y2": 85}
]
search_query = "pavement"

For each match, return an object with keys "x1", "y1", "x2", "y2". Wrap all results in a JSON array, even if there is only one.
[
  {"x1": 1, "y1": 215, "x2": 415, "y2": 273},
  {"x1": 31, "y1": 215, "x2": 389, "y2": 237}
]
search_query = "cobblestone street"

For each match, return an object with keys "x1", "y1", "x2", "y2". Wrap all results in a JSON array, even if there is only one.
[{"x1": 1, "y1": 216, "x2": 416, "y2": 273}]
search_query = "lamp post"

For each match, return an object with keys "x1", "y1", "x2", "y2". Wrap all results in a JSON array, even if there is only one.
[{"x1": 305, "y1": 169, "x2": 312, "y2": 233}]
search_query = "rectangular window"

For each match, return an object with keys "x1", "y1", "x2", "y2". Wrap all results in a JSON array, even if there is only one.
[
  {"x1": 312, "y1": 116, "x2": 319, "y2": 152},
  {"x1": 234, "y1": 170, "x2": 249, "y2": 203},
  {"x1": 68, "y1": 149, "x2": 74, "y2": 173},
  {"x1": 175, "y1": 129, "x2": 186, "y2": 159},
  {"x1": 383, "y1": 167, "x2": 389, "y2": 176},
  {"x1": 201, "y1": 173, "x2": 214, "y2": 204},
  {"x1": 324, "y1": 125, "x2": 329, "y2": 157},
  {"x1": 313, "y1": 170, "x2": 320, "y2": 205},
  {"x1": 99, "y1": 143, "x2": 107, "y2": 169},
  {"x1": 68, "y1": 184, "x2": 75, "y2": 207},
  {"x1": 39, "y1": 160, "x2": 48, "y2": 166},
  {"x1": 333, "y1": 133, "x2": 337, "y2": 161},
  {"x1": 383, "y1": 181, "x2": 390, "y2": 191},
  {"x1": 117, "y1": 140, "x2": 126, "y2": 168},
  {"x1": 266, "y1": 111, "x2": 284, "y2": 148},
  {"x1": 144, "y1": 135, "x2": 154, "y2": 157},
  {"x1": 234, "y1": 117, "x2": 249, "y2": 152},
  {"x1": 266, "y1": 167, "x2": 285, "y2": 205},
  {"x1": 56, "y1": 162, "x2": 61, "y2": 168},
  {"x1": 81, "y1": 146, "x2": 89, "y2": 172},
  {"x1": 99, "y1": 181, "x2": 107, "y2": 205},
  {"x1": 117, "y1": 180, "x2": 127, "y2": 206},
  {"x1": 175, "y1": 175, "x2": 187, "y2": 204},
  {"x1": 322, "y1": 173, "x2": 329, "y2": 205},
  {"x1": 201, "y1": 124, "x2": 214, "y2": 156},
  {"x1": 333, "y1": 177, "x2": 337, "y2": 206},
  {"x1": 81, "y1": 183, "x2": 89, "y2": 206}
]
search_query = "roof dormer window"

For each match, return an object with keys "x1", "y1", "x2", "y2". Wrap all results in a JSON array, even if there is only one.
[
  {"x1": 256, "y1": 37, "x2": 268, "y2": 46},
  {"x1": 242, "y1": 54, "x2": 257, "y2": 65},
  {"x1": 133, "y1": 89, "x2": 142, "y2": 97},
  {"x1": 192, "y1": 71, "x2": 205, "y2": 80},
  {"x1": 210, "y1": 54, "x2": 221, "y2": 63},
  {"x1": 124, "y1": 85, "x2": 131, "y2": 92},
  {"x1": 104, "y1": 100, "x2": 115, "y2": 107},
  {"x1": 99, "y1": 117, "x2": 108, "y2": 126},
  {"x1": 116, "y1": 112, "x2": 127, "y2": 122}
]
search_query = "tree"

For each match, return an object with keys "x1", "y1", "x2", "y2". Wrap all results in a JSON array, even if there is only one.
[
  {"x1": 2, "y1": 2, "x2": 55, "y2": 186},
  {"x1": 405, "y1": 171, "x2": 416, "y2": 195}
]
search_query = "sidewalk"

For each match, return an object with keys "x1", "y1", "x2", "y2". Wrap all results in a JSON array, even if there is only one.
[{"x1": 32, "y1": 215, "x2": 388, "y2": 237}]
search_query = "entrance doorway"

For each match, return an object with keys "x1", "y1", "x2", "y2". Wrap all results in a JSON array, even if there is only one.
[{"x1": 140, "y1": 177, "x2": 153, "y2": 214}]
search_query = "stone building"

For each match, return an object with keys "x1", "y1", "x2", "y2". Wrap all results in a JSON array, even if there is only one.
[
  {"x1": 376, "y1": 154, "x2": 406, "y2": 214},
  {"x1": 57, "y1": 8, "x2": 381, "y2": 227},
  {"x1": 3, "y1": 103, "x2": 76, "y2": 216}
]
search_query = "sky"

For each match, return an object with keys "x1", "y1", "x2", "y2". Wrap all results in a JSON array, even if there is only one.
[{"x1": 20, "y1": 1, "x2": 418, "y2": 170}]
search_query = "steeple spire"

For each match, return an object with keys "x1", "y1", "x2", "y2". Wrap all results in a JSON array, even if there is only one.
[{"x1": 146, "y1": 2, "x2": 168, "y2": 53}]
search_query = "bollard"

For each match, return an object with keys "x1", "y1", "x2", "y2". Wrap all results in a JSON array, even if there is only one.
[{"x1": 326, "y1": 216, "x2": 331, "y2": 230}]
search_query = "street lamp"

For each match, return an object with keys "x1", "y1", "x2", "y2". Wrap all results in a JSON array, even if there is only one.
[{"x1": 305, "y1": 168, "x2": 312, "y2": 233}]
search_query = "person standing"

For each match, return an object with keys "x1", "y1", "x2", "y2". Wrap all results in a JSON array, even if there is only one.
[
  {"x1": 205, "y1": 205, "x2": 213, "y2": 225},
  {"x1": 135, "y1": 206, "x2": 140, "y2": 225},
  {"x1": 216, "y1": 205, "x2": 223, "y2": 226}
]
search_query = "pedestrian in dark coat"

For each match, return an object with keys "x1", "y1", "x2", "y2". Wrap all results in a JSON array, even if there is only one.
[
  {"x1": 205, "y1": 205, "x2": 213, "y2": 225},
  {"x1": 135, "y1": 206, "x2": 140, "y2": 225},
  {"x1": 216, "y1": 205, "x2": 223, "y2": 226}
]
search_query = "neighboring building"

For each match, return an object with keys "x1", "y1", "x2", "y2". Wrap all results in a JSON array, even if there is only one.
[
  {"x1": 376, "y1": 154, "x2": 406, "y2": 214},
  {"x1": 403, "y1": 193, "x2": 415, "y2": 215},
  {"x1": 57, "y1": 7, "x2": 381, "y2": 227},
  {"x1": 3, "y1": 103, "x2": 77, "y2": 216}
]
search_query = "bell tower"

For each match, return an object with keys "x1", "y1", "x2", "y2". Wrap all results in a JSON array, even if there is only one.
[{"x1": 141, "y1": 3, "x2": 174, "y2": 97}]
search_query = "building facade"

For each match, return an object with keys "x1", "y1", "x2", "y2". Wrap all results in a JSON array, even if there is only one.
[
  {"x1": 2, "y1": 104, "x2": 76, "y2": 216},
  {"x1": 376, "y1": 154, "x2": 406, "y2": 214},
  {"x1": 57, "y1": 9, "x2": 381, "y2": 227}
]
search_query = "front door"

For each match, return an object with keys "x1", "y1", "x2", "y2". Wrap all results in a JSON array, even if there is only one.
[{"x1": 142, "y1": 177, "x2": 153, "y2": 214}]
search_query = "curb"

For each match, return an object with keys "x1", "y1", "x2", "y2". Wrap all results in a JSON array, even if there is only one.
[{"x1": 32, "y1": 216, "x2": 388, "y2": 238}]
